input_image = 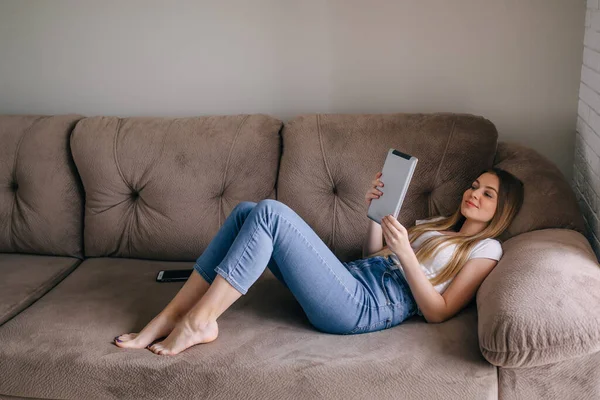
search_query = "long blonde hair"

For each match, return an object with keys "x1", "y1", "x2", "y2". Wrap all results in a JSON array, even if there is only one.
[{"x1": 369, "y1": 168, "x2": 524, "y2": 286}]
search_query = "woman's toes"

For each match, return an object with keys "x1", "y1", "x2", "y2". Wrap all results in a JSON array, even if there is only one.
[
  {"x1": 114, "y1": 339, "x2": 131, "y2": 348},
  {"x1": 115, "y1": 333, "x2": 138, "y2": 342},
  {"x1": 114, "y1": 333, "x2": 147, "y2": 349},
  {"x1": 149, "y1": 343, "x2": 163, "y2": 354}
]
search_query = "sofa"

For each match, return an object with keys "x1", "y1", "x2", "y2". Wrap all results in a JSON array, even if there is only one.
[{"x1": 0, "y1": 112, "x2": 599, "y2": 400}]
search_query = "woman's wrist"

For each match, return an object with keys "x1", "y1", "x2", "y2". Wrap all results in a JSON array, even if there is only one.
[{"x1": 396, "y1": 245, "x2": 417, "y2": 265}]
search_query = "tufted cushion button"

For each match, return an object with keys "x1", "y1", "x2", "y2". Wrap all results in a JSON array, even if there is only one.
[
  {"x1": 10, "y1": 181, "x2": 18, "y2": 192},
  {"x1": 131, "y1": 191, "x2": 139, "y2": 199},
  {"x1": 332, "y1": 186, "x2": 338, "y2": 195}
]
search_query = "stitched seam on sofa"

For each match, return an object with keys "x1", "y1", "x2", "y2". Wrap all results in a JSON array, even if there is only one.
[
  {"x1": 316, "y1": 113, "x2": 337, "y2": 252},
  {"x1": 480, "y1": 336, "x2": 600, "y2": 354},
  {"x1": 9, "y1": 116, "x2": 45, "y2": 252},
  {"x1": 124, "y1": 205, "x2": 135, "y2": 256},
  {"x1": 219, "y1": 115, "x2": 250, "y2": 226},
  {"x1": 112, "y1": 118, "x2": 136, "y2": 256},
  {"x1": 3, "y1": 259, "x2": 81, "y2": 323},
  {"x1": 67, "y1": 117, "x2": 86, "y2": 259},
  {"x1": 481, "y1": 313, "x2": 600, "y2": 352},
  {"x1": 146, "y1": 118, "x2": 175, "y2": 188},
  {"x1": 496, "y1": 366, "x2": 501, "y2": 399},
  {"x1": 112, "y1": 118, "x2": 130, "y2": 191},
  {"x1": 431, "y1": 116, "x2": 456, "y2": 207},
  {"x1": 88, "y1": 197, "x2": 131, "y2": 216},
  {"x1": 276, "y1": 213, "x2": 388, "y2": 309}
]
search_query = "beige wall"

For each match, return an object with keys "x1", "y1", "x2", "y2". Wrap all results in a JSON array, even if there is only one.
[{"x1": 0, "y1": 0, "x2": 584, "y2": 177}]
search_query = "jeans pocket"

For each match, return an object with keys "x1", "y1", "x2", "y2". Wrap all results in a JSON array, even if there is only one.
[
  {"x1": 384, "y1": 271, "x2": 420, "y2": 322},
  {"x1": 382, "y1": 271, "x2": 416, "y2": 307},
  {"x1": 381, "y1": 271, "x2": 401, "y2": 306}
]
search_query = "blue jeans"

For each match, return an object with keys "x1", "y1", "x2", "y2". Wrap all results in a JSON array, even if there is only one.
[{"x1": 193, "y1": 199, "x2": 419, "y2": 335}]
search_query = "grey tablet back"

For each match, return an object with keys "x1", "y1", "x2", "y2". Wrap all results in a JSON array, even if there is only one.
[{"x1": 367, "y1": 148, "x2": 418, "y2": 224}]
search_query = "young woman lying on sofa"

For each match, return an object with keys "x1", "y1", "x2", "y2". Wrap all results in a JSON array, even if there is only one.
[{"x1": 114, "y1": 167, "x2": 524, "y2": 355}]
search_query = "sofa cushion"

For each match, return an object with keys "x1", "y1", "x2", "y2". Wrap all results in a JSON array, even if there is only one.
[
  {"x1": 498, "y1": 350, "x2": 600, "y2": 400},
  {"x1": 278, "y1": 113, "x2": 498, "y2": 261},
  {"x1": 478, "y1": 229, "x2": 600, "y2": 368},
  {"x1": 493, "y1": 142, "x2": 585, "y2": 241},
  {"x1": 0, "y1": 114, "x2": 84, "y2": 257},
  {"x1": 0, "y1": 258, "x2": 497, "y2": 400},
  {"x1": 0, "y1": 253, "x2": 80, "y2": 326},
  {"x1": 70, "y1": 115, "x2": 282, "y2": 260}
]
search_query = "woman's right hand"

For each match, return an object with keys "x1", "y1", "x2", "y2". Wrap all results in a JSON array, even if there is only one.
[{"x1": 365, "y1": 171, "x2": 384, "y2": 206}]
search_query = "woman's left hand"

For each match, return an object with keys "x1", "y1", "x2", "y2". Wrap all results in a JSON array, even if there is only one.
[{"x1": 381, "y1": 215, "x2": 413, "y2": 258}]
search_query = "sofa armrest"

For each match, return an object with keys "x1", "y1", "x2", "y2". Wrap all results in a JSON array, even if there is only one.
[{"x1": 477, "y1": 229, "x2": 600, "y2": 368}]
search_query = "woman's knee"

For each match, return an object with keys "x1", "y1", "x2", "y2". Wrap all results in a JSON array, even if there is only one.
[
  {"x1": 256, "y1": 199, "x2": 291, "y2": 215},
  {"x1": 232, "y1": 201, "x2": 257, "y2": 216}
]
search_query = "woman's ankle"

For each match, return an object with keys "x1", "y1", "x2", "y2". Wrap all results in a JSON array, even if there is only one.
[{"x1": 157, "y1": 308, "x2": 184, "y2": 322}]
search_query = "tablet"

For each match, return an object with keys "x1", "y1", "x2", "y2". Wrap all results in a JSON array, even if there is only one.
[{"x1": 367, "y1": 148, "x2": 418, "y2": 225}]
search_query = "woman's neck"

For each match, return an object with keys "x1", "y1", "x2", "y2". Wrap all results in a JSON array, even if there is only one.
[{"x1": 458, "y1": 218, "x2": 487, "y2": 236}]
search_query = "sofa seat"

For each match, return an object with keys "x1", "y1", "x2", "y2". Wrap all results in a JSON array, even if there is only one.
[
  {"x1": 0, "y1": 257, "x2": 497, "y2": 400},
  {"x1": 499, "y1": 350, "x2": 600, "y2": 400},
  {"x1": 0, "y1": 253, "x2": 80, "y2": 326}
]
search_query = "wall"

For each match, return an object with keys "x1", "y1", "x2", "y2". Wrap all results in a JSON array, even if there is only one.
[
  {"x1": 0, "y1": 0, "x2": 585, "y2": 178},
  {"x1": 574, "y1": 0, "x2": 600, "y2": 257}
]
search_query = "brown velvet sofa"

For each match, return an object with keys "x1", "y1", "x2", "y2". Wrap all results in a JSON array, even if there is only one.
[{"x1": 1, "y1": 113, "x2": 599, "y2": 400}]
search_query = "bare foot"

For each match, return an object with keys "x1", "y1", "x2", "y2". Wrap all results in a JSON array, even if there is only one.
[
  {"x1": 148, "y1": 318, "x2": 219, "y2": 356},
  {"x1": 114, "y1": 313, "x2": 178, "y2": 349}
]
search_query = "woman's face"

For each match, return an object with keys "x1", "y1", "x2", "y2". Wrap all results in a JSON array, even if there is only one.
[{"x1": 461, "y1": 172, "x2": 500, "y2": 222}]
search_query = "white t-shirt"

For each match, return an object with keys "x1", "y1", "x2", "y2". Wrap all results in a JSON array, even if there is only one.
[{"x1": 389, "y1": 216, "x2": 503, "y2": 316}]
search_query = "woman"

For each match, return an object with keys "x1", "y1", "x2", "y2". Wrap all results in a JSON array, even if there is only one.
[{"x1": 114, "y1": 167, "x2": 524, "y2": 355}]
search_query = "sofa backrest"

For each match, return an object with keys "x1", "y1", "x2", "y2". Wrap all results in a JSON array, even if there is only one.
[
  {"x1": 70, "y1": 114, "x2": 282, "y2": 260},
  {"x1": 0, "y1": 115, "x2": 84, "y2": 258},
  {"x1": 277, "y1": 113, "x2": 498, "y2": 262},
  {"x1": 493, "y1": 142, "x2": 585, "y2": 241}
]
